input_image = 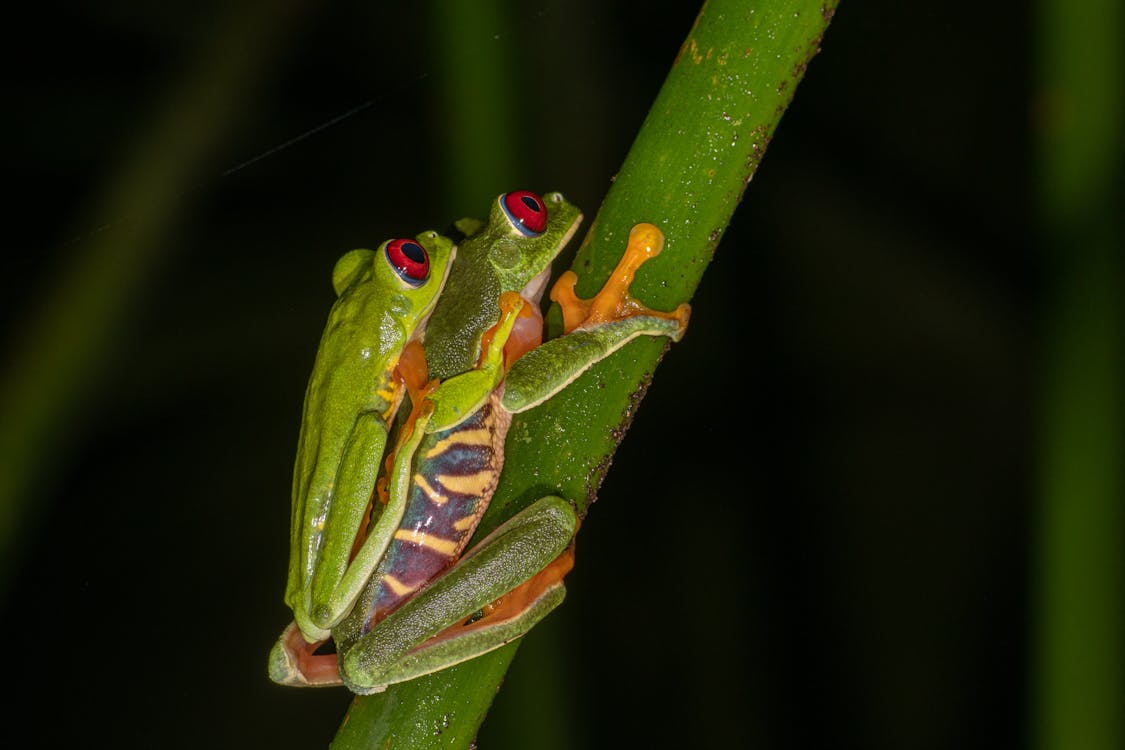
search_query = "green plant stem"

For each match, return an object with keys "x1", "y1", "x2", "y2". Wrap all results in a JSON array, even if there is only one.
[{"x1": 332, "y1": 1, "x2": 838, "y2": 746}]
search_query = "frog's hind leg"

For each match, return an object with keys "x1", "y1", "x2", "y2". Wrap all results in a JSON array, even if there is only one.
[
  {"x1": 268, "y1": 620, "x2": 343, "y2": 687},
  {"x1": 337, "y1": 495, "x2": 577, "y2": 694}
]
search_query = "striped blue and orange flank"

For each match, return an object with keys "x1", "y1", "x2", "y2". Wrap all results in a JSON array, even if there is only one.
[{"x1": 363, "y1": 394, "x2": 512, "y2": 629}]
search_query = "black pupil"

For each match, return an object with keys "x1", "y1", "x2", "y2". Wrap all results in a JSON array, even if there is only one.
[
  {"x1": 402, "y1": 242, "x2": 425, "y2": 263},
  {"x1": 520, "y1": 195, "x2": 540, "y2": 213}
]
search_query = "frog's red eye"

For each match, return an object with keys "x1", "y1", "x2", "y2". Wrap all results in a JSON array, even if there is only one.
[
  {"x1": 384, "y1": 238, "x2": 430, "y2": 286},
  {"x1": 501, "y1": 190, "x2": 547, "y2": 236}
]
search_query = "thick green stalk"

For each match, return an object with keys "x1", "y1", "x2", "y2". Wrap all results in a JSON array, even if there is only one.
[{"x1": 333, "y1": 1, "x2": 838, "y2": 746}]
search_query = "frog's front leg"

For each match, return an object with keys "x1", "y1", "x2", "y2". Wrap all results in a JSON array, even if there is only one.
[
  {"x1": 502, "y1": 222, "x2": 690, "y2": 413},
  {"x1": 334, "y1": 495, "x2": 578, "y2": 694},
  {"x1": 424, "y1": 290, "x2": 528, "y2": 432}
]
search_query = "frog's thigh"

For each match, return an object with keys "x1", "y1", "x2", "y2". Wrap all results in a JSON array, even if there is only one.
[
  {"x1": 309, "y1": 412, "x2": 389, "y2": 624},
  {"x1": 340, "y1": 496, "x2": 577, "y2": 692}
]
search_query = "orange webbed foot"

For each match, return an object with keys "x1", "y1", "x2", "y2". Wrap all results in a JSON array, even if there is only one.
[{"x1": 551, "y1": 223, "x2": 691, "y2": 336}]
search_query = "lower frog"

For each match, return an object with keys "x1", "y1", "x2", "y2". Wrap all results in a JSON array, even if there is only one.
[{"x1": 270, "y1": 192, "x2": 689, "y2": 693}]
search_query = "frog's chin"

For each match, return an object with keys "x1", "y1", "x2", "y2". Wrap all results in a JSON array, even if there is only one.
[{"x1": 522, "y1": 265, "x2": 553, "y2": 305}]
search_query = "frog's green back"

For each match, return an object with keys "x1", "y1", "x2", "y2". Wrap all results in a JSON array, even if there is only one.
[{"x1": 424, "y1": 191, "x2": 581, "y2": 380}]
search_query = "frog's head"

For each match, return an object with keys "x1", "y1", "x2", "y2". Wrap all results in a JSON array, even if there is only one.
[
  {"x1": 330, "y1": 230, "x2": 456, "y2": 321},
  {"x1": 425, "y1": 191, "x2": 582, "y2": 378},
  {"x1": 310, "y1": 230, "x2": 456, "y2": 426},
  {"x1": 482, "y1": 191, "x2": 583, "y2": 296},
  {"x1": 314, "y1": 231, "x2": 456, "y2": 387}
]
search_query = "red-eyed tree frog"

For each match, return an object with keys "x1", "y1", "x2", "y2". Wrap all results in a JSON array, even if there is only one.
[
  {"x1": 281, "y1": 232, "x2": 455, "y2": 646},
  {"x1": 269, "y1": 191, "x2": 690, "y2": 693}
]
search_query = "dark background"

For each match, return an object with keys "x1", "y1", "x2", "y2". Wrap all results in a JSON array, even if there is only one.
[{"x1": 0, "y1": 1, "x2": 1063, "y2": 748}]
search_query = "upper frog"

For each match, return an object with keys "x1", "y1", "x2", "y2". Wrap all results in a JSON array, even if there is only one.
[{"x1": 285, "y1": 231, "x2": 455, "y2": 642}]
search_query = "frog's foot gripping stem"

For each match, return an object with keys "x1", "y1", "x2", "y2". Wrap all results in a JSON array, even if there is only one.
[
  {"x1": 501, "y1": 223, "x2": 691, "y2": 414},
  {"x1": 268, "y1": 621, "x2": 343, "y2": 688},
  {"x1": 551, "y1": 222, "x2": 691, "y2": 339}
]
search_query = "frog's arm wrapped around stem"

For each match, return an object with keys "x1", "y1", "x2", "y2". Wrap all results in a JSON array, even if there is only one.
[{"x1": 502, "y1": 223, "x2": 690, "y2": 414}]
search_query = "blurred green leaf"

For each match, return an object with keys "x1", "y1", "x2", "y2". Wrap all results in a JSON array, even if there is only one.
[
  {"x1": 0, "y1": 0, "x2": 304, "y2": 582},
  {"x1": 1032, "y1": 0, "x2": 1123, "y2": 747}
]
